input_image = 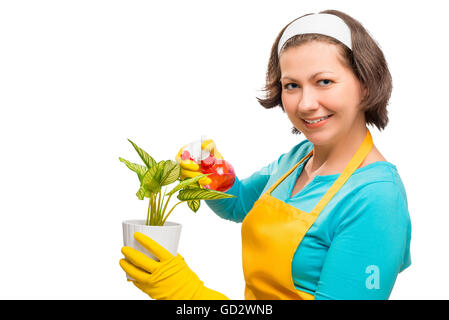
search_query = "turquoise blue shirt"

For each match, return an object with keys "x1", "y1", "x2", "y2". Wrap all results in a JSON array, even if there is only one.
[{"x1": 205, "y1": 139, "x2": 412, "y2": 300}]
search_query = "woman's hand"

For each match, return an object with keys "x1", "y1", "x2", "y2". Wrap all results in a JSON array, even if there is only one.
[
  {"x1": 176, "y1": 139, "x2": 235, "y2": 192},
  {"x1": 120, "y1": 232, "x2": 229, "y2": 300}
]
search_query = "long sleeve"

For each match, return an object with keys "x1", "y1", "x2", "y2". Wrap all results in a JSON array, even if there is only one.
[
  {"x1": 204, "y1": 153, "x2": 292, "y2": 222},
  {"x1": 314, "y1": 181, "x2": 412, "y2": 300},
  {"x1": 204, "y1": 140, "x2": 312, "y2": 222}
]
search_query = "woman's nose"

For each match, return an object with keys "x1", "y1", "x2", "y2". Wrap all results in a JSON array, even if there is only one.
[{"x1": 297, "y1": 88, "x2": 320, "y2": 112}]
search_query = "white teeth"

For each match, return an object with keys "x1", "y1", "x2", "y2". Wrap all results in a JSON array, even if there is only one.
[{"x1": 304, "y1": 115, "x2": 331, "y2": 124}]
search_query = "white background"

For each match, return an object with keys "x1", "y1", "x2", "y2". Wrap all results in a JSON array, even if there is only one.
[{"x1": 0, "y1": 0, "x2": 448, "y2": 299}]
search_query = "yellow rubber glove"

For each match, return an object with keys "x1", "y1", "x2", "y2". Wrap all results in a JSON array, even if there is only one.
[
  {"x1": 119, "y1": 232, "x2": 229, "y2": 300},
  {"x1": 175, "y1": 139, "x2": 224, "y2": 187}
]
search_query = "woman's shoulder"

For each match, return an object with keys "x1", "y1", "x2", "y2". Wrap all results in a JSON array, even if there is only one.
[
  {"x1": 350, "y1": 161, "x2": 407, "y2": 200},
  {"x1": 338, "y1": 162, "x2": 410, "y2": 228},
  {"x1": 359, "y1": 144, "x2": 387, "y2": 167}
]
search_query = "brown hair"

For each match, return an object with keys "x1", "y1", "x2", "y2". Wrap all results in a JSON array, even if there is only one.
[{"x1": 257, "y1": 9, "x2": 392, "y2": 134}]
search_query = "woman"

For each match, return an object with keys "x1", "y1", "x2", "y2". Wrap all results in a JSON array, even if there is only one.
[{"x1": 119, "y1": 9, "x2": 411, "y2": 300}]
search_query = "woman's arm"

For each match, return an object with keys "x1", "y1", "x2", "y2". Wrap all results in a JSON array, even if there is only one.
[
  {"x1": 204, "y1": 159, "x2": 279, "y2": 222},
  {"x1": 206, "y1": 150, "x2": 292, "y2": 222},
  {"x1": 314, "y1": 181, "x2": 412, "y2": 300},
  {"x1": 205, "y1": 140, "x2": 312, "y2": 223}
]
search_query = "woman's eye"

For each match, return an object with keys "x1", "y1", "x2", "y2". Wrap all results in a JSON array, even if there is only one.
[
  {"x1": 318, "y1": 79, "x2": 332, "y2": 86},
  {"x1": 283, "y1": 80, "x2": 332, "y2": 90},
  {"x1": 283, "y1": 83, "x2": 298, "y2": 90}
]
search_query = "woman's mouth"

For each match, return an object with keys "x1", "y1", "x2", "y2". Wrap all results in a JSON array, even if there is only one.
[{"x1": 302, "y1": 114, "x2": 333, "y2": 128}]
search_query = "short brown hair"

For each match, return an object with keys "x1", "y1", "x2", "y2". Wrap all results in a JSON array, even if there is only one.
[{"x1": 257, "y1": 9, "x2": 392, "y2": 134}]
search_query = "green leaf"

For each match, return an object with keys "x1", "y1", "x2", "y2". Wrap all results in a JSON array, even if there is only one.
[
  {"x1": 136, "y1": 185, "x2": 146, "y2": 200},
  {"x1": 119, "y1": 157, "x2": 148, "y2": 182},
  {"x1": 128, "y1": 139, "x2": 157, "y2": 169},
  {"x1": 160, "y1": 160, "x2": 181, "y2": 186},
  {"x1": 177, "y1": 187, "x2": 236, "y2": 201},
  {"x1": 187, "y1": 200, "x2": 200, "y2": 213},
  {"x1": 136, "y1": 183, "x2": 152, "y2": 200},
  {"x1": 140, "y1": 161, "x2": 165, "y2": 194},
  {"x1": 186, "y1": 181, "x2": 201, "y2": 189},
  {"x1": 166, "y1": 173, "x2": 212, "y2": 196}
]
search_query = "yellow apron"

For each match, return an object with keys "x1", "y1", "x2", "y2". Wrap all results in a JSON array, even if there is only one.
[{"x1": 241, "y1": 129, "x2": 373, "y2": 300}]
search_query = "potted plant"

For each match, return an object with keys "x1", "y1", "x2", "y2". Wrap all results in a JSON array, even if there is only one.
[{"x1": 119, "y1": 139, "x2": 235, "y2": 267}]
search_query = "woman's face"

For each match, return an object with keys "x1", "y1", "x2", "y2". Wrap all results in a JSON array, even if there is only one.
[{"x1": 279, "y1": 41, "x2": 366, "y2": 146}]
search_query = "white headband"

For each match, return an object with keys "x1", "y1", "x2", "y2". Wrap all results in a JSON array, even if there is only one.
[{"x1": 277, "y1": 13, "x2": 352, "y2": 55}]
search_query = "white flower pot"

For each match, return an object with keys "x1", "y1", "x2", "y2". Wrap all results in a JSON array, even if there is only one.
[{"x1": 122, "y1": 220, "x2": 182, "y2": 280}]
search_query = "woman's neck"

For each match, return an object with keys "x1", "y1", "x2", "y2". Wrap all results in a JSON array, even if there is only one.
[{"x1": 306, "y1": 126, "x2": 368, "y2": 176}]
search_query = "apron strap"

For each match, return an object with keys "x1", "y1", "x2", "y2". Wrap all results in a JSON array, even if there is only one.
[
  {"x1": 267, "y1": 150, "x2": 313, "y2": 194},
  {"x1": 310, "y1": 129, "x2": 373, "y2": 216}
]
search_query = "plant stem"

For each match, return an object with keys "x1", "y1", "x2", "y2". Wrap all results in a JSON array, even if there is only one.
[
  {"x1": 146, "y1": 195, "x2": 151, "y2": 226},
  {"x1": 149, "y1": 194, "x2": 153, "y2": 225},
  {"x1": 154, "y1": 192, "x2": 161, "y2": 225},
  {"x1": 161, "y1": 200, "x2": 185, "y2": 226},
  {"x1": 150, "y1": 193, "x2": 156, "y2": 225},
  {"x1": 152, "y1": 193, "x2": 157, "y2": 225},
  {"x1": 161, "y1": 193, "x2": 172, "y2": 220},
  {"x1": 146, "y1": 190, "x2": 170, "y2": 226},
  {"x1": 157, "y1": 187, "x2": 168, "y2": 226}
]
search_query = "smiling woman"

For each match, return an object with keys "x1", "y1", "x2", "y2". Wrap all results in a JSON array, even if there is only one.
[
  {"x1": 118, "y1": 8, "x2": 412, "y2": 301},
  {"x1": 279, "y1": 41, "x2": 367, "y2": 147},
  {"x1": 258, "y1": 10, "x2": 392, "y2": 136},
  {"x1": 205, "y1": 9, "x2": 411, "y2": 300}
]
